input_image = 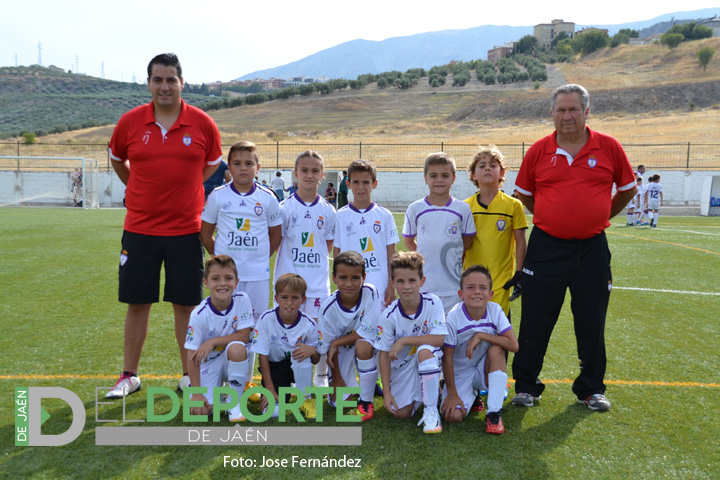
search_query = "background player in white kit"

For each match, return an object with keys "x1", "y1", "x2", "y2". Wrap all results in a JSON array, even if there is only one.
[
  {"x1": 274, "y1": 150, "x2": 336, "y2": 388},
  {"x1": 184, "y1": 255, "x2": 255, "y2": 422},
  {"x1": 334, "y1": 159, "x2": 399, "y2": 308},
  {"x1": 627, "y1": 177, "x2": 643, "y2": 226},
  {"x1": 315, "y1": 251, "x2": 382, "y2": 421},
  {"x1": 200, "y1": 141, "x2": 282, "y2": 399},
  {"x1": 376, "y1": 251, "x2": 448, "y2": 434},
  {"x1": 441, "y1": 264, "x2": 518, "y2": 434},
  {"x1": 403, "y1": 152, "x2": 475, "y2": 314},
  {"x1": 645, "y1": 174, "x2": 663, "y2": 227},
  {"x1": 252, "y1": 273, "x2": 320, "y2": 419}
]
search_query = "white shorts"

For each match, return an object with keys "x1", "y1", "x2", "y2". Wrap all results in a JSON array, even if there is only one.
[
  {"x1": 388, "y1": 346, "x2": 442, "y2": 410},
  {"x1": 196, "y1": 341, "x2": 246, "y2": 406},
  {"x1": 301, "y1": 295, "x2": 328, "y2": 320},
  {"x1": 648, "y1": 200, "x2": 661, "y2": 211},
  {"x1": 442, "y1": 357, "x2": 487, "y2": 415},
  {"x1": 237, "y1": 280, "x2": 270, "y2": 323},
  {"x1": 627, "y1": 200, "x2": 637, "y2": 210},
  {"x1": 328, "y1": 343, "x2": 360, "y2": 388}
]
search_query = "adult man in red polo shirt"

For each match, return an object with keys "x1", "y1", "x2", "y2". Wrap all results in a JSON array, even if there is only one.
[
  {"x1": 511, "y1": 84, "x2": 636, "y2": 411},
  {"x1": 106, "y1": 53, "x2": 222, "y2": 398}
]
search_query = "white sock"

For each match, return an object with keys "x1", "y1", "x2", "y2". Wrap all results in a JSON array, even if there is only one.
[
  {"x1": 227, "y1": 358, "x2": 249, "y2": 405},
  {"x1": 418, "y1": 357, "x2": 441, "y2": 410},
  {"x1": 246, "y1": 352, "x2": 255, "y2": 386},
  {"x1": 314, "y1": 354, "x2": 328, "y2": 385},
  {"x1": 627, "y1": 213, "x2": 633, "y2": 224},
  {"x1": 291, "y1": 357, "x2": 314, "y2": 399},
  {"x1": 357, "y1": 358, "x2": 377, "y2": 403},
  {"x1": 653, "y1": 212, "x2": 659, "y2": 225},
  {"x1": 487, "y1": 370, "x2": 508, "y2": 413}
]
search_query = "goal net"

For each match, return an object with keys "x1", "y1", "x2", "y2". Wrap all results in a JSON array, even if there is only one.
[{"x1": 0, "y1": 156, "x2": 99, "y2": 208}]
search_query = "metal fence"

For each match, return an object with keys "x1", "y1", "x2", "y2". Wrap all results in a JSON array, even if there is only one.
[{"x1": 1, "y1": 141, "x2": 719, "y2": 171}]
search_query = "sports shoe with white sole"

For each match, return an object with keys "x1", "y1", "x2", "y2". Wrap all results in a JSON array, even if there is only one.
[
  {"x1": 262, "y1": 402, "x2": 280, "y2": 419},
  {"x1": 511, "y1": 392, "x2": 540, "y2": 407},
  {"x1": 228, "y1": 403, "x2": 246, "y2": 422},
  {"x1": 578, "y1": 394, "x2": 611, "y2": 411},
  {"x1": 177, "y1": 374, "x2": 190, "y2": 392},
  {"x1": 105, "y1": 372, "x2": 141, "y2": 399},
  {"x1": 417, "y1": 407, "x2": 442, "y2": 434}
]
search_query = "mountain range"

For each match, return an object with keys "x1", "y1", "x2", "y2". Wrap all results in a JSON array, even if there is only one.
[{"x1": 237, "y1": 8, "x2": 720, "y2": 81}]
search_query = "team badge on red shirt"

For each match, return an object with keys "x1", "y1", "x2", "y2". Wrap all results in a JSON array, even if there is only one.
[
  {"x1": 183, "y1": 135, "x2": 192, "y2": 146},
  {"x1": 588, "y1": 156, "x2": 597, "y2": 168}
]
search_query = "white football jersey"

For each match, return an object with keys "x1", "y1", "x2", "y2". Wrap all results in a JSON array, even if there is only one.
[
  {"x1": 202, "y1": 183, "x2": 281, "y2": 281},
  {"x1": 403, "y1": 197, "x2": 476, "y2": 296},
  {"x1": 274, "y1": 193, "x2": 336, "y2": 297},
  {"x1": 375, "y1": 293, "x2": 448, "y2": 371},
  {"x1": 251, "y1": 307, "x2": 319, "y2": 362},
  {"x1": 316, "y1": 284, "x2": 382, "y2": 354},
  {"x1": 334, "y1": 203, "x2": 399, "y2": 295},
  {"x1": 645, "y1": 182, "x2": 663, "y2": 202},
  {"x1": 185, "y1": 293, "x2": 255, "y2": 362},
  {"x1": 443, "y1": 301, "x2": 512, "y2": 375}
]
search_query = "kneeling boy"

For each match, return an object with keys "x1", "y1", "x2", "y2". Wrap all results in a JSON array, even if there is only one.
[
  {"x1": 252, "y1": 273, "x2": 320, "y2": 419},
  {"x1": 440, "y1": 264, "x2": 518, "y2": 434},
  {"x1": 185, "y1": 255, "x2": 255, "y2": 421},
  {"x1": 316, "y1": 250, "x2": 382, "y2": 421},
  {"x1": 376, "y1": 251, "x2": 448, "y2": 434}
]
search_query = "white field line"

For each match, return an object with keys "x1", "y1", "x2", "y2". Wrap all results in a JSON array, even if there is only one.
[{"x1": 614, "y1": 286, "x2": 720, "y2": 296}]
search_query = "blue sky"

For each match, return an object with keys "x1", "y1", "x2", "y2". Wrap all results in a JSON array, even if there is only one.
[{"x1": 1, "y1": 0, "x2": 718, "y2": 83}]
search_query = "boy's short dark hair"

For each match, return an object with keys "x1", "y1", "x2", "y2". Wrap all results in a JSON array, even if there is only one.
[
  {"x1": 460, "y1": 264, "x2": 493, "y2": 290},
  {"x1": 468, "y1": 146, "x2": 508, "y2": 188},
  {"x1": 424, "y1": 152, "x2": 456, "y2": 175},
  {"x1": 390, "y1": 251, "x2": 424, "y2": 280},
  {"x1": 347, "y1": 159, "x2": 377, "y2": 183},
  {"x1": 147, "y1": 53, "x2": 182, "y2": 79},
  {"x1": 228, "y1": 141, "x2": 259, "y2": 164},
  {"x1": 275, "y1": 273, "x2": 307, "y2": 297},
  {"x1": 204, "y1": 255, "x2": 238, "y2": 279},
  {"x1": 333, "y1": 250, "x2": 365, "y2": 276}
]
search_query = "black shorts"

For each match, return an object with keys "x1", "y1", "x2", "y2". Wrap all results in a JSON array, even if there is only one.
[
  {"x1": 262, "y1": 358, "x2": 294, "y2": 403},
  {"x1": 118, "y1": 230, "x2": 203, "y2": 306}
]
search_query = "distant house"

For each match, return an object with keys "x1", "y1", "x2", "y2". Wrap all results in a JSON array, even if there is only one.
[
  {"x1": 534, "y1": 19, "x2": 575, "y2": 49},
  {"x1": 629, "y1": 33, "x2": 663, "y2": 46},
  {"x1": 699, "y1": 16, "x2": 720, "y2": 37},
  {"x1": 487, "y1": 42, "x2": 516, "y2": 63}
]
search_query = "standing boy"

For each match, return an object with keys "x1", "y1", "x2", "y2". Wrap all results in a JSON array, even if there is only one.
[
  {"x1": 334, "y1": 159, "x2": 399, "y2": 307},
  {"x1": 252, "y1": 274, "x2": 320, "y2": 419},
  {"x1": 441, "y1": 265, "x2": 518, "y2": 434},
  {"x1": 185, "y1": 256, "x2": 255, "y2": 421},
  {"x1": 106, "y1": 53, "x2": 222, "y2": 398},
  {"x1": 316, "y1": 251, "x2": 382, "y2": 421},
  {"x1": 200, "y1": 140, "x2": 282, "y2": 397},
  {"x1": 645, "y1": 174, "x2": 663, "y2": 228},
  {"x1": 376, "y1": 252, "x2": 448, "y2": 434},
  {"x1": 403, "y1": 153, "x2": 475, "y2": 314},
  {"x1": 464, "y1": 146, "x2": 527, "y2": 317}
]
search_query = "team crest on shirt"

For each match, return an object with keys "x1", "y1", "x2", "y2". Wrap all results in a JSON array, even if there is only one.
[
  {"x1": 183, "y1": 135, "x2": 192, "y2": 147},
  {"x1": 120, "y1": 250, "x2": 128, "y2": 266},
  {"x1": 301, "y1": 232, "x2": 315, "y2": 247},
  {"x1": 421, "y1": 320, "x2": 429, "y2": 334},
  {"x1": 496, "y1": 219, "x2": 507, "y2": 232},
  {"x1": 317, "y1": 216, "x2": 324, "y2": 229},
  {"x1": 588, "y1": 156, "x2": 597, "y2": 168},
  {"x1": 255, "y1": 203, "x2": 263, "y2": 216},
  {"x1": 359, "y1": 237, "x2": 374, "y2": 252},
  {"x1": 373, "y1": 220, "x2": 381, "y2": 233},
  {"x1": 446, "y1": 223, "x2": 458, "y2": 236},
  {"x1": 231, "y1": 316, "x2": 238, "y2": 330},
  {"x1": 236, "y1": 218, "x2": 251, "y2": 231}
]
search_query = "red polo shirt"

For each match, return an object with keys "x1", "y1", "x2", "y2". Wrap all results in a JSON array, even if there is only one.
[
  {"x1": 109, "y1": 101, "x2": 222, "y2": 236},
  {"x1": 515, "y1": 127, "x2": 636, "y2": 240}
]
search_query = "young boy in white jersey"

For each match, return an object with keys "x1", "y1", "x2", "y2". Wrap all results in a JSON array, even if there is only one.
[
  {"x1": 316, "y1": 250, "x2": 382, "y2": 421},
  {"x1": 274, "y1": 150, "x2": 336, "y2": 388},
  {"x1": 252, "y1": 273, "x2": 320, "y2": 419},
  {"x1": 645, "y1": 174, "x2": 663, "y2": 228},
  {"x1": 200, "y1": 140, "x2": 282, "y2": 399},
  {"x1": 376, "y1": 251, "x2": 448, "y2": 434},
  {"x1": 441, "y1": 264, "x2": 518, "y2": 434},
  {"x1": 334, "y1": 159, "x2": 399, "y2": 308},
  {"x1": 403, "y1": 153, "x2": 475, "y2": 314},
  {"x1": 627, "y1": 177, "x2": 643, "y2": 226},
  {"x1": 184, "y1": 255, "x2": 255, "y2": 421}
]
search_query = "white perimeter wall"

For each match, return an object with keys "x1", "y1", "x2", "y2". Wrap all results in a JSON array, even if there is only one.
[{"x1": 1, "y1": 169, "x2": 718, "y2": 210}]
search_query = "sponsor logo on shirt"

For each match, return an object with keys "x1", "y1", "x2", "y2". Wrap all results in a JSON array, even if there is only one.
[{"x1": 359, "y1": 237, "x2": 374, "y2": 252}]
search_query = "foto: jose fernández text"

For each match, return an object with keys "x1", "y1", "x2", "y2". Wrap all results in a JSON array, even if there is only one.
[{"x1": 223, "y1": 455, "x2": 362, "y2": 468}]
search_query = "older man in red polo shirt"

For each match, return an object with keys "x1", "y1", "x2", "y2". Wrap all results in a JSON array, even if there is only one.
[
  {"x1": 106, "y1": 53, "x2": 222, "y2": 399},
  {"x1": 511, "y1": 84, "x2": 636, "y2": 411}
]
